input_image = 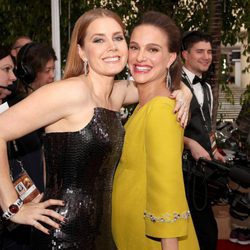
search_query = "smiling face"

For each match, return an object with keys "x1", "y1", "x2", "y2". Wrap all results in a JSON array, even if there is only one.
[
  {"x1": 128, "y1": 24, "x2": 176, "y2": 86},
  {"x1": 78, "y1": 17, "x2": 128, "y2": 77},
  {"x1": 182, "y1": 41, "x2": 212, "y2": 76},
  {"x1": 0, "y1": 55, "x2": 16, "y2": 87}
]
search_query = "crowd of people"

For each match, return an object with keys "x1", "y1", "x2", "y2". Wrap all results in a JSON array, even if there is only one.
[{"x1": 0, "y1": 7, "x2": 240, "y2": 250}]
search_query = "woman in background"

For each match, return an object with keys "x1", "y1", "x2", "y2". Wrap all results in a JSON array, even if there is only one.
[
  {"x1": 0, "y1": 46, "x2": 15, "y2": 104},
  {"x1": 1, "y1": 42, "x2": 57, "y2": 250},
  {"x1": 0, "y1": 45, "x2": 17, "y2": 249}
]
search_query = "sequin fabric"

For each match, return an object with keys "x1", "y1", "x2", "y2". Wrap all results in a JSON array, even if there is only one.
[{"x1": 31, "y1": 107, "x2": 124, "y2": 250}]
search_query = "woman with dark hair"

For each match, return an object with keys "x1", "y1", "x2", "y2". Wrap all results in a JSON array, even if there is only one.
[
  {"x1": 0, "y1": 46, "x2": 15, "y2": 104},
  {"x1": 0, "y1": 43, "x2": 57, "y2": 250},
  {"x1": 15, "y1": 42, "x2": 57, "y2": 93},
  {"x1": 0, "y1": 45, "x2": 16, "y2": 249},
  {"x1": 112, "y1": 11, "x2": 199, "y2": 250}
]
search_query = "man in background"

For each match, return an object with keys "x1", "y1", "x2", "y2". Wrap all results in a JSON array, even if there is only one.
[
  {"x1": 181, "y1": 31, "x2": 225, "y2": 250},
  {"x1": 11, "y1": 36, "x2": 32, "y2": 61}
]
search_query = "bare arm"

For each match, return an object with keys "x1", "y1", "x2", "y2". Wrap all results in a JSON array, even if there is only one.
[
  {"x1": 161, "y1": 238, "x2": 178, "y2": 250},
  {"x1": 0, "y1": 81, "x2": 80, "y2": 233},
  {"x1": 114, "y1": 79, "x2": 138, "y2": 106},
  {"x1": 118, "y1": 80, "x2": 192, "y2": 127},
  {"x1": 184, "y1": 137, "x2": 211, "y2": 161}
]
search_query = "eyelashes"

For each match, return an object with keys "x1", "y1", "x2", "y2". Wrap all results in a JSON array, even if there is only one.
[
  {"x1": 92, "y1": 36, "x2": 125, "y2": 44},
  {"x1": 0, "y1": 66, "x2": 14, "y2": 73},
  {"x1": 129, "y1": 45, "x2": 159, "y2": 53}
]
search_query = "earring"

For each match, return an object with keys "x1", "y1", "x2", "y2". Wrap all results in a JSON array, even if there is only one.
[
  {"x1": 83, "y1": 59, "x2": 89, "y2": 76},
  {"x1": 166, "y1": 68, "x2": 172, "y2": 90}
]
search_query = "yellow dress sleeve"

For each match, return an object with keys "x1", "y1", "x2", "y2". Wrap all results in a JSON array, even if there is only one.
[{"x1": 144, "y1": 99, "x2": 190, "y2": 239}]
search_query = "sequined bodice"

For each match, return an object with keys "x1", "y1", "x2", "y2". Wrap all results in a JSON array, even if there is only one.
[
  {"x1": 32, "y1": 107, "x2": 124, "y2": 250},
  {"x1": 44, "y1": 107, "x2": 124, "y2": 192}
]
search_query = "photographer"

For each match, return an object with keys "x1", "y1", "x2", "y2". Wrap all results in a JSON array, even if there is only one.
[{"x1": 229, "y1": 91, "x2": 250, "y2": 245}]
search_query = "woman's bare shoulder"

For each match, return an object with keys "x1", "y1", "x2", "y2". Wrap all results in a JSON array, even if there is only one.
[{"x1": 41, "y1": 76, "x2": 89, "y2": 102}]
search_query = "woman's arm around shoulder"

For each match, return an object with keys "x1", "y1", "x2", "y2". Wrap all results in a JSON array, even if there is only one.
[
  {"x1": 170, "y1": 81, "x2": 192, "y2": 128},
  {"x1": 114, "y1": 80, "x2": 191, "y2": 127},
  {"x1": 113, "y1": 79, "x2": 138, "y2": 107},
  {"x1": 0, "y1": 77, "x2": 87, "y2": 140}
]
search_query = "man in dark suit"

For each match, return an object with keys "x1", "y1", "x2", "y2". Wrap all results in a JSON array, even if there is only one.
[{"x1": 181, "y1": 31, "x2": 225, "y2": 250}]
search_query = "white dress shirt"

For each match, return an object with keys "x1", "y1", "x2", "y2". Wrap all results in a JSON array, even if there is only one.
[{"x1": 183, "y1": 67, "x2": 213, "y2": 116}]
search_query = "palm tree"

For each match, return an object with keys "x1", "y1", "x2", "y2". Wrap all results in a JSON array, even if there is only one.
[{"x1": 208, "y1": 0, "x2": 223, "y2": 129}]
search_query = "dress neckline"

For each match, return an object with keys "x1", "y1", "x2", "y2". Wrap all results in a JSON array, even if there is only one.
[
  {"x1": 45, "y1": 107, "x2": 120, "y2": 135},
  {"x1": 94, "y1": 106, "x2": 120, "y2": 113},
  {"x1": 135, "y1": 96, "x2": 174, "y2": 113}
]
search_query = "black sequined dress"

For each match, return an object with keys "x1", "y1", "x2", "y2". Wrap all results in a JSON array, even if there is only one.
[{"x1": 31, "y1": 107, "x2": 124, "y2": 250}]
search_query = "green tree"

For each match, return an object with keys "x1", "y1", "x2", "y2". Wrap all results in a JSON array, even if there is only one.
[
  {"x1": 0, "y1": 0, "x2": 52, "y2": 45},
  {"x1": 0, "y1": 0, "x2": 249, "y2": 123}
]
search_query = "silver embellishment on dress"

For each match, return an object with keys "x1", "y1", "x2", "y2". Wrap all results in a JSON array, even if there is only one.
[{"x1": 144, "y1": 210, "x2": 190, "y2": 223}]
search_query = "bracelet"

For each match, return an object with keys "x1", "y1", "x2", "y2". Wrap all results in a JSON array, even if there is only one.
[{"x1": 2, "y1": 198, "x2": 23, "y2": 220}]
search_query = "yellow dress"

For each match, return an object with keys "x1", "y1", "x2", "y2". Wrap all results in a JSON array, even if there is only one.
[{"x1": 112, "y1": 96, "x2": 199, "y2": 250}]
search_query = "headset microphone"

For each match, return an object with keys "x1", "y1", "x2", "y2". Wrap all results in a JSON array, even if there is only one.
[
  {"x1": 16, "y1": 42, "x2": 36, "y2": 85},
  {"x1": 0, "y1": 82, "x2": 18, "y2": 92}
]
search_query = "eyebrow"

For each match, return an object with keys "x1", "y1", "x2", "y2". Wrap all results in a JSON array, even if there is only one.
[
  {"x1": 195, "y1": 48, "x2": 212, "y2": 51},
  {"x1": 129, "y1": 41, "x2": 162, "y2": 48},
  {"x1": 12, "y1": 45, "x2": 22, "y2": 49},
  {"x1": 0, "y1": 64, "x2": 13, "y2": 68},
  {"x1": 90, "y1": 31, "x2": 123, "y2": 39}
]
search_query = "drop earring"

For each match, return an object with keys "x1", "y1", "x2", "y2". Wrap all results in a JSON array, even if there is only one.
[
  {"x1": 166, "y1": 68, "x2": 172, "y2": 90},
  {"x1": 83, "y1": 59, "x2": 89, "y2": 76}
]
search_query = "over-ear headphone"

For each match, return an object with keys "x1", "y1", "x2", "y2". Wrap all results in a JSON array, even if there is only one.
[{"x1": 16, "y1": 42, "x2": 36, "y2": 85}]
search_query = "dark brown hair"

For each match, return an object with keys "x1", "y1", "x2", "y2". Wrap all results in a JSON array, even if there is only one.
[
  {"x1": 17, "y1": 42, "x2": 57, "y2": 74},
  {"x1": 0, "y1": 45, "x2": 10, "y2": 60},
  {"x1": 134, "y1": 11, "x2": 182, "y2": 90},
  {"x1": 181, "y1": 31, "x2": 212, "y2": 52}
]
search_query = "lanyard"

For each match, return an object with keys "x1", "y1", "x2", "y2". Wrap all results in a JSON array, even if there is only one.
[{"x1": 7, "y1": 140, "x2": 25, "y2": 180}]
